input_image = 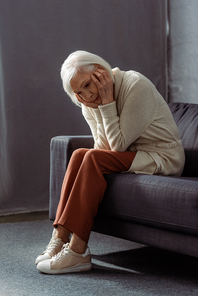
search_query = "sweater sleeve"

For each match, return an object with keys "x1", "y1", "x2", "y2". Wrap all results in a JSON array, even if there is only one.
[
  {"x1": 98, "y1": 78, "x2": 157, "y2": 152},
  {"x1": 82, "y1": 105, "x2": 111, "y2": 150}
]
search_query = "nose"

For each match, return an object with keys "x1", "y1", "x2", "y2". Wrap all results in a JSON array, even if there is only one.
[{"x1": 82, "y1": 90, "x2": 93, "y2": 101}]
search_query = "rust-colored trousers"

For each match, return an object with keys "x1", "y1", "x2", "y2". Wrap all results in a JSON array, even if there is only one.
[{"x1": 53, "y1": 148, "x2": 136, "y2": 243}]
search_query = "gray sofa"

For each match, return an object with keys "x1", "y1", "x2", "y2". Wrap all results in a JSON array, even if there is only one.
[{"x1": 49, "y1": 102, "x2": 198, "y2": 258}]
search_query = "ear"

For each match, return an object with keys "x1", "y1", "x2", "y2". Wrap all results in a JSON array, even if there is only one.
[{"x1": 94, "y1": 64, "x2": 104, "y2": 70}]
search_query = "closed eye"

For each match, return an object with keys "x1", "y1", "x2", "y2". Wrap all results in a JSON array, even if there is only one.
[{"x1": 85, "y1": 82, "x2": 90, "y2": 88}]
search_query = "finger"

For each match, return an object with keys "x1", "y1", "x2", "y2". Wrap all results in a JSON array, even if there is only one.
[
  {"x1": 75, "y1": 94, "x2": 85, "y2": 104},
  {"x1": 95, "y1": 68, "x2": 105, "y2": 73},
  {"x1": 95, "y1": 68, "x2": 109, "y2": 77},
  {"x1": 94, "y1": 69, "x2": 112, "y2": 83},
  {"x1": 75, "y1": 93, "x2": 81, "y2": 101},
  {"x1": 82, "y1": 100, "x2": 99, "y2": 108},
  {"x1": 92, "y1": 70, "x2": 105, "y2": 82},
  {"x1": 92, "y1": 72, "x2": 108, "y2": 87},
  {"x1": 75, "y1": 93, "x2": 100, "y2": 108},
  {"x1": 91, "y1": 73, "x2": 101, "y2": 85}
]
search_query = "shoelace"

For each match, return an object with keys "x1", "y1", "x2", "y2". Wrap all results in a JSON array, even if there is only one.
[
  {"x1": 45, "y1": 237, "x2": 63, "y2": 254},
  {"x1": 52, "y1": 243, "x2": 70, "y2": 262}
]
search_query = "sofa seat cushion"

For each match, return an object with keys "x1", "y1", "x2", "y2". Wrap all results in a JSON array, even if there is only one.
[
  {"x1": 169, "y1": 103, "x2": 198, "y2": 177},
  {"x1": 98, "y1": 173, "x2": 198, "y2": 236}
]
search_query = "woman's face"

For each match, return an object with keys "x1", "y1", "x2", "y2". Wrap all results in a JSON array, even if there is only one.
[{"x1": 70, "y1": 71, "x2": 101, "y2": 104}]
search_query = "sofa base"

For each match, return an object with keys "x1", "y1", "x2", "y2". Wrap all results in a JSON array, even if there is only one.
[{"x1": 93, "y1": 215, "x2": 198, "y2": 258}]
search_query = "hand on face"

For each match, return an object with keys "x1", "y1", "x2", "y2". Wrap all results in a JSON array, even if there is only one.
[
  {"x1": 75, "y1": 69, "x2": 114, "y2": 108},
  {"x1": 91, "y1": 69, "x2": 114, "y2": 106},
  {"x1": 76, "y1": 93, "x2": 102, "y2": 108}
]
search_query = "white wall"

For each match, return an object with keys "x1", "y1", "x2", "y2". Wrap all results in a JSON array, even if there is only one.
[{"x1": 168, "y1": 0, "x2": 198, "y2": 103}]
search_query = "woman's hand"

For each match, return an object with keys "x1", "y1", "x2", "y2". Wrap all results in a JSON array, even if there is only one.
[
  {"x1": 91, "y1": 69, "x2": 114, "y2": 105},
  {"x1": 75, "y1": 94, "x2": 102, "y2": 108}
]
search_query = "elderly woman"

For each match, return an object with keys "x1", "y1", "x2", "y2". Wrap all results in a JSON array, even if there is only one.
[{"x1": 36, "y1": 50, "x2": 185, "y2": 274}]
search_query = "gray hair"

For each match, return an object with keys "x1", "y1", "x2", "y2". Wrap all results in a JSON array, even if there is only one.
[{"x1": 60, "y1": 50, "x2": 114, "y2": 106}]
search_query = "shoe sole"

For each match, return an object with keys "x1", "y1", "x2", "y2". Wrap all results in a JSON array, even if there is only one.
[{"x1": 37, "y1": 262, "x2": 92, "y2": 274}]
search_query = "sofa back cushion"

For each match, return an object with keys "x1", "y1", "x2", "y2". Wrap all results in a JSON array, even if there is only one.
[{"x1": 169, "y1": 102, "x2": 198, "y2": 177}]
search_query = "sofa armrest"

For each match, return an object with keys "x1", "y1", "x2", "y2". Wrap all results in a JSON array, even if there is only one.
[{"x1": 49, "y1": 135, "x2": 94, "y2": 220}]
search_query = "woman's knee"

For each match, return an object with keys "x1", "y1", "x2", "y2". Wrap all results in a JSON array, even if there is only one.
[
  {"x1": 83, "y1": 149, "x2": 102, "y2": 162},
  {"x1": 72, "y1": 148, "x2": 89, "y2": 159}
]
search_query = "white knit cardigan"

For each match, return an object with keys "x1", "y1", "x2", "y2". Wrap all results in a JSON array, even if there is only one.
[{"x1": 82, "y1": 68, "x2": 185, "y2": 176}]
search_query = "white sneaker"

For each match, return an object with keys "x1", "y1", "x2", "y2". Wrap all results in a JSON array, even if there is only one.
[
  {"x1": 35, "y1": 229, "x2": 65, "y2": 265},
  {"x1": 36, "y1": 243, "x2": 92, "y2": 274}
]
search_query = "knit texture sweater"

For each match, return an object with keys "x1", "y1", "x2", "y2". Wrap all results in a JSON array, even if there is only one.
[{"x1": 82, "y1": 68, "x2": 185, "y2": 176}]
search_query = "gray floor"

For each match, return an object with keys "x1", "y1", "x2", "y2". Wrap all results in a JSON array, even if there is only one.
[{"x1": 0, "y1": 217, "x2": 198, "y2": 296}]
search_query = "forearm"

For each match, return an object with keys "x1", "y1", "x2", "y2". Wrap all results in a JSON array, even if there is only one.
[{"x1": 82, "y1": 106, "x2": 110, "y2": 150}]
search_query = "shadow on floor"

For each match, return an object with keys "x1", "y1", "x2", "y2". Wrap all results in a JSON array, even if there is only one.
[{"x1": 91, "y1": 246, "x2": 198, "y2": 281}]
